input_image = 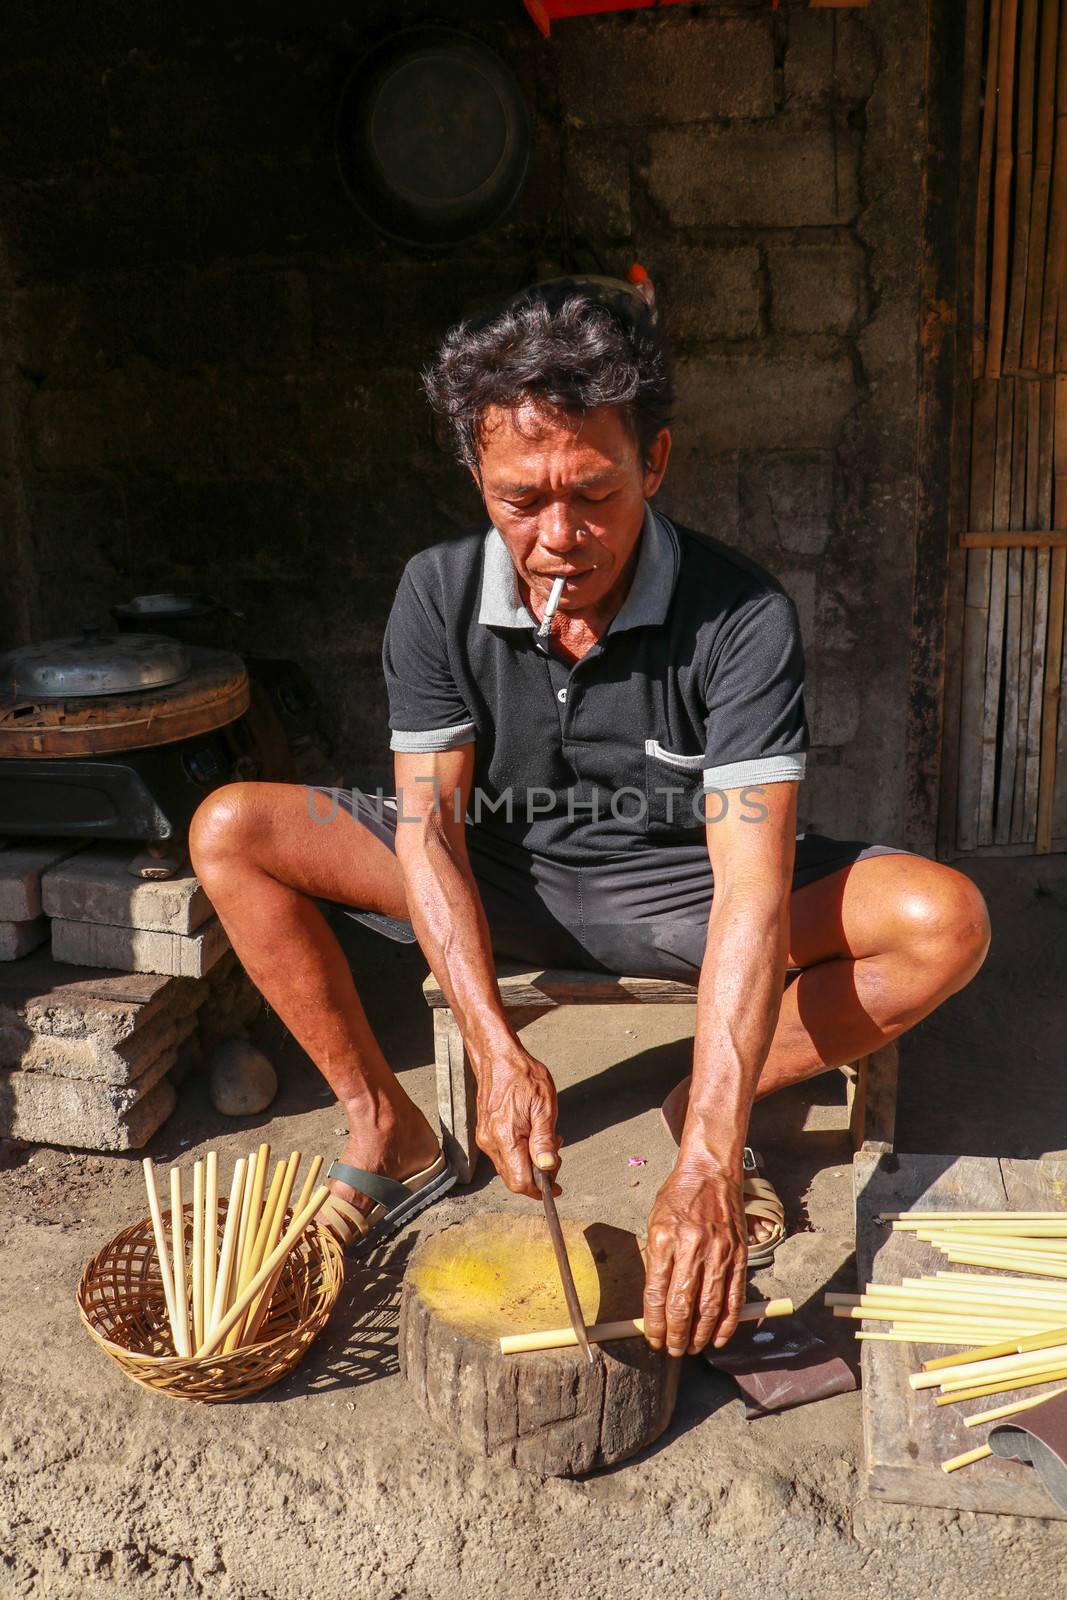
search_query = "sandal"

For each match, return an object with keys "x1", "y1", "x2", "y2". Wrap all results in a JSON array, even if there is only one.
[
  {"x1": 319, "y1": 1149, "x2": 457, "y2": 1256},
  {"x1": 743, "y1": 1146, "x2": 788, "y2": 1267}
]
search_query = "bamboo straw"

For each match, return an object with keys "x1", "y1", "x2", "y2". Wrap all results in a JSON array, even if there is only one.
[
  {"x1": 964, "y1": 1383, "x2": 1067, "y2": 1426},
  {"x1": 939, "y1": 1357, "x2": 1067, "y2": 1392},
  {"x1": 207, "y1": 1157, "x2": 247, "y2": 1341},
  {"x1": 936, "y1": 1269, "x2": 1067, "y2": 1293},
  {"x1": 243, "y1": 1151, "x2": 305, "y2": 1346},
  {"x1": 1018, "y1": 1323, "x2": 1067, "y2": 1350},
  {"x1": 142, "y1": 1157, "x2": 182, "y2": 1355},
  {"x1": 913, "y1": 1343, "x2": 1067, "y2": 1389},
  {"x1": 293, "y1": 1154, "x2": 324, "y2": 1218},
  {"x1": 883, "y1": 1212, "x2": 1067, "y2": 1223},
  {"x1": 221, "y1": 1147, "x2": 267, "y2": 1353},
  {"x1": 935, "y1": 1364, "x2": 1067, "y2": 1405},
  {"x1": 230, "y1": 1153, "x2": 293, "y2": 1347},
  {"x1": 856, "y1": 1332, "x2": 1002, "y2": 1346},
  {"x1": 203, "y1": 1149, "x2": 218, "y2": 1338},
  {"x1": 191, "y1": 1159, "x2": 205, "y2": 1352},
  {"x1": 924, "y1": 1338, "x2": 1021, "y2": 1369},
  {"x1": 942, "y1": 1250, "x2": 1067, "y2": 1277},
  {"x1": 498, "y1": 1299, "x2": 796, "y2": 1356},
  {"x1": 195, "y1": 1184, "x2": 332, "y2": 1359},
  {"x1": 169, "y1": 1167, "x2": 191, "y2": 1359},
  {"x1": 942, "y1": 1444, "x2": 993, "y2": 1473}
]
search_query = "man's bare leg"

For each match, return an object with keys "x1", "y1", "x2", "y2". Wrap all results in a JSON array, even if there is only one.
[
  {"x1": 188, "y1": 783, "x2": 441, "y2": 1214},
  {"x1": 661, "y1": 854, "x2": 991, "y2": 1241}
]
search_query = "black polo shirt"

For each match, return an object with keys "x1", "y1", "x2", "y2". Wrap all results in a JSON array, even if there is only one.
[{"x1": 381, "y1": 505, "x2": 809, "y2": 865}]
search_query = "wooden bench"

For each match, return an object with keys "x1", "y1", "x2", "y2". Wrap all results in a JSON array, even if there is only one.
[{"x1": 423, "y1": 963, "x2": 899, "y2": 1182}]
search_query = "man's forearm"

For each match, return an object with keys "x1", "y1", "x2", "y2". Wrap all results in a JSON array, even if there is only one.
[
  {"x1": 679, "y1": 887, "x2": 789, "y2": 1173},
  {"x1": 395, "y1": 813, "x2": 519, "y2": 1073}
]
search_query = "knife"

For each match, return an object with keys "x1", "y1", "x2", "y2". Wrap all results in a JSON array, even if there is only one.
[{"x1": 535, "y1": 1165, "x2": 594, "y2": 1365}]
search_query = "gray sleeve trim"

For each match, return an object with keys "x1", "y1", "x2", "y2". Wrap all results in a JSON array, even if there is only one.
[
  {"x1": 702, "y1": 753, "x2": 806, "y2": 790},
  {"x1": 389, "y1": 722, "x2": 477, "y2": 753}
]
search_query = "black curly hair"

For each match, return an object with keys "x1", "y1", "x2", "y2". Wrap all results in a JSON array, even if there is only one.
[{"x1": 422, "y1": 280, "x2": 673, "y2": 473}]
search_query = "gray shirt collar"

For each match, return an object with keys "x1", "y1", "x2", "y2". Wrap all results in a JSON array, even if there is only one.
[{"x1": 476, "y1": 502, "x2": 680, "y2": 634}]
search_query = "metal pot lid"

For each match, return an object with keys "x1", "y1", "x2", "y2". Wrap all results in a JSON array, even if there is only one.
[{"x1": 0, "y1": 629, "x2": 192, "y2": 700}]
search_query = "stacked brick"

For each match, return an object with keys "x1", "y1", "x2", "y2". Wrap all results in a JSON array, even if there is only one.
[
  {"x1": 0, "y1": 845, "x2": 264, "y2": 1148},
  {"x1": 0, "y1": 843, "x2": 82, "y2": 961}
]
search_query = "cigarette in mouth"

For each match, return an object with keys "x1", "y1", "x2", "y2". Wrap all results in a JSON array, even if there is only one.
[{"x1": 537, "y1": 575, "x2": 566, "y2": 638}]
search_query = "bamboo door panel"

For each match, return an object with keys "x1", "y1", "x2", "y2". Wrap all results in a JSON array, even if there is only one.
[{"x1": 956, "y1": 0, "x2": 1067, "y2": 853}]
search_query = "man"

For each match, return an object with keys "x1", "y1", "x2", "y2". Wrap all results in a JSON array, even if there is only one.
[{"x1": 190, "y1": 276, "x2": 991, "y2": 1359}]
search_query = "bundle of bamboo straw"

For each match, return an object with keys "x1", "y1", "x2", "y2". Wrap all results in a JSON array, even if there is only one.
[
  {"x1": 142, "y1": 1146, "x2": 330, "y2": 1361},
  {"x1": 829, "y1": 1210, "x2": 1067, "y2": 1476}
]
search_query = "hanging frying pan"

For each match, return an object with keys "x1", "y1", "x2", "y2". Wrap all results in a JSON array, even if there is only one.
[{"x1": 334, "y1": 26, "x2": 531, "y2": 250}]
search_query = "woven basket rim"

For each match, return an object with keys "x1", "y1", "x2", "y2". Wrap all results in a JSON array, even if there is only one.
[{"x1": 76, "y1": 1209, "x2": 344, "y2": 1376}]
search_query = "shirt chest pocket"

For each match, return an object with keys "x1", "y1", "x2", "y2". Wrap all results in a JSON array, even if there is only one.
[{"x1": 643, "y1": 738, "x2": 706, "y2": 836}]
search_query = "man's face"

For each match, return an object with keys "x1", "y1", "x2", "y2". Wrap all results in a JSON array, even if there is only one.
[{"x1": 475, "y1": 401, "x2": 671, "y2": 615}]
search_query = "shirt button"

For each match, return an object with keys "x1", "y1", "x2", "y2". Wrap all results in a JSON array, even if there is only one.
[{"x1": 557, "y1": 688, "x2": 567, "y2": 703}]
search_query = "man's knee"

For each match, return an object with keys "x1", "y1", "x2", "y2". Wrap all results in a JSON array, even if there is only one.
[
  {"x1": 188, "y1": 782, "x2": 262, "y2": 878},
  {"x1": 894, "y1": 861, "x2": 991, "y2": 983}
]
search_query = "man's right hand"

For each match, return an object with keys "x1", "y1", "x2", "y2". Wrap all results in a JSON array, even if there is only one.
[{"x1": 473, "y1": 1045, "x2": 562, "y2": 1199}]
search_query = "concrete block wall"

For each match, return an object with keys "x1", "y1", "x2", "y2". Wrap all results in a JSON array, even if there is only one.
[{"x1": 0, "y1": 0, "x2": 929, "y2": 843}]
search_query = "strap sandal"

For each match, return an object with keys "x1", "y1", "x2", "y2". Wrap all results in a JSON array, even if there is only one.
[
  {"x1": 742, "y1": 1145, "x2": 788, "y2": 1268},
  {"x1": 319, "y1": 1149, "x2": 457, "y2": 1256}
]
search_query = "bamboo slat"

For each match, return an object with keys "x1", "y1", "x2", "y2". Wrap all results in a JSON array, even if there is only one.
[
  {"x1": 979, "y1": 384, "x2": 1015, "y2": 841},
  {"x1": 1022, "y1": 0, "x2": 1060, "y2": 366},
  {"x1": 959, "y1": 383, "x2": 1000, "y2": 848},
  {"x1": 997, "y1": 380, "x2": 1029, "y2": 836},
  {"x1": 1006, "y1": 0, "x2": 1040, "y2": 370},
  {"x1": 1036, "y1": 374, "x2": 1067, "y2": 845},
  {"x1": 987, "y1": 0, "x2": 1021, "y2": 377},
  {"x1": 1038, "y1": 0, "x2": 1067, "y2": 370},
  {"x1": 976, "y1": 0, "x2": 1007, "y2": 374}
]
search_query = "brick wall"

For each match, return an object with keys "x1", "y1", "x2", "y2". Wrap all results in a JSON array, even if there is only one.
[{"x1": 0, "y1": 0, "x2": 929, "y2": 842}]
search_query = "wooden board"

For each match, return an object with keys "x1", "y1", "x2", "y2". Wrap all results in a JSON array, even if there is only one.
[{"x1": 855, "y1": 1151, "x2": 1067, "y2": 1519}]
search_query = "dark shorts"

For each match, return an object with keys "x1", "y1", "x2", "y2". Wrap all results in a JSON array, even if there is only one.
[{"x1": 313, "y1": 785, "x2": 918, "y2": 983}]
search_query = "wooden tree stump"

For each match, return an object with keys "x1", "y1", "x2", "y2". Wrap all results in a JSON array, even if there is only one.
[{"x1": 400, "y1": 1213, "x2": 680, "y2": 1477}]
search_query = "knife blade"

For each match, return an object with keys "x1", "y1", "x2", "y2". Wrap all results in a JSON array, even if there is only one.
[{"x1": 535, "y1": 1165, "x2": 594, "y2": 1365}]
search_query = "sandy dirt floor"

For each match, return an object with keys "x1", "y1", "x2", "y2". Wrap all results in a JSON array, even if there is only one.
[{"x1": 2, "y1": 854, "x2": 1067, "y2": 1599}]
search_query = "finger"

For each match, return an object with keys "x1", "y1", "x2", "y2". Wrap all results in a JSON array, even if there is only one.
[
  {"x1": 664, "y1": 1254, "x2": 702, "y2": 1357},
  {"x1": 502, "y1": 1134, "x2": 539, "y2": 1199},
  {"x1": 642, "y1": 1236, "x2": 674, "y2": 1350},
  {"x1": 688, "y1": 1255, "x2": 728, "y2": 1355},
  {"x1": 528, "y1": 1097, "x2": 560, "y2": 1175},
  {"x1": 711, "y1": 1239, "x2": 749, "y2": 1350}
]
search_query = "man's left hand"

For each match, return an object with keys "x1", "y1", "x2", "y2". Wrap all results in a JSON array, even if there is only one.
[{"x1": 642, "y1": 1158, "x2": 748, "y2": 1356}]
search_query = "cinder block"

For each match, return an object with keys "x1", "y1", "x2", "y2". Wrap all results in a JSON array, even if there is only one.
[
  {"x1": 565, "y1": 132, "x2": 631, "y2": 239},
  {"x1": 646, "y1": 120, "x2": 859, "y2": 229},
  {"x1": 42, "y1": 846, "x2": 213, "y2": 934},
  {"x1": 785, "y1": 12, "x2": 878, "y2": 107},
  {"x1": 0, "y1": 1067, "x2": 177, "y2": 1151},
  {"x1": 0, "y1": 953, "x2": 201, "y2": 1043},
  {"x1": 0, "y1": 917, "x2": 49, "y2": 961},
  {"x1": 648, "y1": 247, "x2": 761, "y2": 343},
  {"x1": 740, "y1": 451, "x2": 835, "y2": 556},
  {"x1": 768, "y1": 243, "x2": 865, "y2": 336},
  {"x1": 0, "y1": 1046, "x2": 177, "y2": 1150},
  {"x1": 0, "y1": 1007, "x2": 179, "y2": 1084},
  {"x1": 560, "y1": 17, "x2": 773, "y2": 123},
  {"x1": 51, "y1": 915, "x2": 230, "y2": 978},
  {"x1": 0, "y1": 842, "x2": 83, "y2": 920},
  {"x1": 674, "y1": 354, "x2": 857, "y2": 453}
]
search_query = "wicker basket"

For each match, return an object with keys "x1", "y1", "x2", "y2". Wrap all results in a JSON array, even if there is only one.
[{"x1": 76, "y1": 1202, "x2": 344, "y2": 1402}]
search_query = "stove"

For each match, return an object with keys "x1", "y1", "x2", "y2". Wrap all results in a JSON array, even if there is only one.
[{"x1": 0, "y1": 614, "x2": 334, "y2": 847}]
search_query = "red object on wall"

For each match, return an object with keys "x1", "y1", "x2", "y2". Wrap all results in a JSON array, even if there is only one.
[{"x1": 523, "y1": 0, "x2": 704, "y2": 37}]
